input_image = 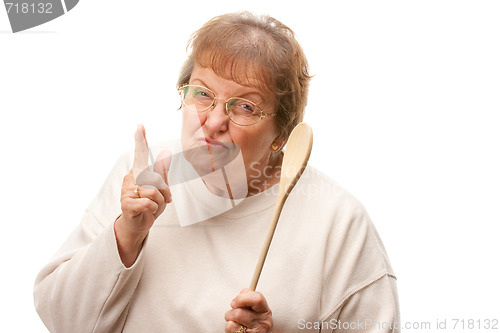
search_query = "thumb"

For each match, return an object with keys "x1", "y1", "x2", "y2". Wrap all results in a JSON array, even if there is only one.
[
  {"x1": 153, "y1": 149, "x2": 172, "y2": 186},
  {"x1": 132, "y1": 124, "x2": 150, "y2": 179}
]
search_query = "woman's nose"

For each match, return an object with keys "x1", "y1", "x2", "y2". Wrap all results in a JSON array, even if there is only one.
[{"x1": 204, "y1": 98, "x2": 229, "y2": 132}]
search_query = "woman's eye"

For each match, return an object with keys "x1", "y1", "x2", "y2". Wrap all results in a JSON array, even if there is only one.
[
  {"x1": 194, "y1": 90, "x2": 210, "y2": 98},
  {"x1": 239, "y1": 103, "x2": 256, "y2": 113}
]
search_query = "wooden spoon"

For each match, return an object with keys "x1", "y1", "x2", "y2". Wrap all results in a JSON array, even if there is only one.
[{"x1": 249, "y1": 122, "x2": 313, "y2": 291}]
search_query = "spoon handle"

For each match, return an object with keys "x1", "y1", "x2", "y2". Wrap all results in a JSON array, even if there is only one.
[
  {"x1": 248, "y1": 123, "x2": 313, "y2": 291},
  {"x1": 249, "y1": 192, "x2": 287, "y2": 291}
]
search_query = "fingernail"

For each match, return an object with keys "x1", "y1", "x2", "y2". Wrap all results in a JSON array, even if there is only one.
[{"x1": 231, "y1": 299, "x2": 236, "y2": 308}]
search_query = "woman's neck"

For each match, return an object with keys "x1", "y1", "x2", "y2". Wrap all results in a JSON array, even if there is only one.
[
  {"x1": 199, "y1": 151, "x2": 284, "y2": 199},
  {"x1": 246, "y1": 151, "x2": 283, "y2": 196}
]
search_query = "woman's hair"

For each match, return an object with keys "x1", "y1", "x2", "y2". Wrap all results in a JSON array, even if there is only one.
[{"x1": 177, "y1": 11, "x2": 311, "y2": 139}]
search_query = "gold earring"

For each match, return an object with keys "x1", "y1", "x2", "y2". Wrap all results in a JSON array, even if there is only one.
[{"x1": 271, "y1": 143, "x2": 279, "y2": 151}]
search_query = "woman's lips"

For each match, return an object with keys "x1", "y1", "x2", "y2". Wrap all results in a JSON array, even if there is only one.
[{"x1": 198, "y1": 138, "x2": 228, "y2": 149}]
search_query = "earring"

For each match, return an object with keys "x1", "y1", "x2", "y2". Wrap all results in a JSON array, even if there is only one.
[{"x1": 271, "y1": 143, "x2": 280, "y2": 151}]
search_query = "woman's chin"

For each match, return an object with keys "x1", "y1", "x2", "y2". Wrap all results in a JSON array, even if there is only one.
[{"x1": 182, "y1": 142, "x2": 241, "y2": 176}]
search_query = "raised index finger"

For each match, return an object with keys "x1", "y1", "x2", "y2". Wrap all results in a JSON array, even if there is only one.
[{"x1": 132, "y1": 124, "x2": 150, "y2": 179}]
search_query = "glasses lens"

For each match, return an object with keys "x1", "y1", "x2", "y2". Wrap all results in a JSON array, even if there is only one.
[
  {"x1": 227, "y1": 98, "x2": 262, "y2": 126},
  {"x1": 181, "y1": 85, "x2": 214, "y2": 112}
]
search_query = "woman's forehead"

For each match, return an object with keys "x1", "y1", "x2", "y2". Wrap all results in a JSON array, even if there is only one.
[{"x1": 194, "y1": 50, "x2": 274, "y2": 93}]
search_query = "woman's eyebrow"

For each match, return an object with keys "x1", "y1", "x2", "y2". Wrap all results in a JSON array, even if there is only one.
[
  {"x1": 190, "y1": 78, "x2": 209, "y2": 88},
  {"x1": 240, "y1": 91, "x2": 265, "y2": 103},
  {"x1": 231, "y1": 85, "x2": 265, "y2": 100}
]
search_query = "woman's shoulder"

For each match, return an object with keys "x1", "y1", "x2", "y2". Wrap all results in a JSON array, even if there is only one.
[
  {"x1": 296, "y1": 165, "x2": 396, "y2": 278},
  {"x1": 294, "y1": 165, "x2": 368, "y2": 214}
]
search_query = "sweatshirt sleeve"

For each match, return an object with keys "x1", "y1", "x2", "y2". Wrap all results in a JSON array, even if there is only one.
[
  {"x1": 333, "y1": 274, "x2": 400, "y2": 333},
  {"x1": 319, "y1": 187, "x2": 401, "y2": 333},
  {"x1": 33, "y1": 152, "x2": 145, "y2": 333}
]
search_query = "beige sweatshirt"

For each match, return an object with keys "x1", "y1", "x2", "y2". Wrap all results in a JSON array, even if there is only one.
[{"x1": 34, "y1": 147, "x2": 400, "y2": 332}]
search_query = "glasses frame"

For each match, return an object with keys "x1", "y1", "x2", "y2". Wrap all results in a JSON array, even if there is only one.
[{"x1": 178, "y1": 84, "x2": 276, "y2": 126}]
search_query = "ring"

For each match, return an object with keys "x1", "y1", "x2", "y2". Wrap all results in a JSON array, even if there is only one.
[
  {"x1": 134, "y1": 185, "x2": 141, "y2": 198},
  {"x1": 237, "y1": 326, "x2": 247, "y2": 333}
]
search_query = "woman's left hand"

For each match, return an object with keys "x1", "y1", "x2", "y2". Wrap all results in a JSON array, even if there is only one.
[{"x1": 224, "y1": 289, "x2": 273, "y2": 333}]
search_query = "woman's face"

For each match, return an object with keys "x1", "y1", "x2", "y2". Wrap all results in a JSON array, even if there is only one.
[{"x1": 181, "y1": 64, "x2": 280, "y2": 194}]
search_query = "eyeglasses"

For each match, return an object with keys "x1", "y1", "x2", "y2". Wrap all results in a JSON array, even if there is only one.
[{"x1": 178, "y1": 84, "x2": 276, "y2": 126}]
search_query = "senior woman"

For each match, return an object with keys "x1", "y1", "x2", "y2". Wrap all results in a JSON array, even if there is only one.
[{"x1": 34, "y1": 12, "x2": 400, "y2": 333}]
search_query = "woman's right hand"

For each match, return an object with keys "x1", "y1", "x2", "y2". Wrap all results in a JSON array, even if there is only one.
[{"x1": 114, "y1": 125, "x2": 172, "y2": 267}]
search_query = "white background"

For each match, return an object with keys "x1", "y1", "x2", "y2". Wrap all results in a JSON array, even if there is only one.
[{"x1": 1, "y1": 0, "x2": 499, "y2": 331}]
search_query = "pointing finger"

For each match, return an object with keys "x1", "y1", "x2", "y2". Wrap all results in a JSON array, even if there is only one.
[{"x1": 133, "y1": 124, "x2": 150, "y2": 179}]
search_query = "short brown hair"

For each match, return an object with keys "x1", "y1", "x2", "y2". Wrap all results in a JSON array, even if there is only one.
[{"x1": 177, "y1": 11, "x2": 311, "y2": 139}]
